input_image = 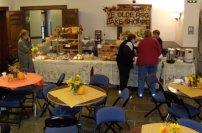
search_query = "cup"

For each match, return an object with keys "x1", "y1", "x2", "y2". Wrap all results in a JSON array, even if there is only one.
[
  {"x1": 2, "y1": 72, "x2": 7, "y2": 78},
  {"x1": 184, "y1": 77, "x2": 189, "y2": 85}
]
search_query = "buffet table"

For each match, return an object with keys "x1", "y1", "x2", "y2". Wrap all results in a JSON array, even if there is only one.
[
  {"x1": 33, "y1": 60, "x2": 195, "y2": 88},
  {"x1": 163, "y1": 62, "x2": 195, "y2": 90}
]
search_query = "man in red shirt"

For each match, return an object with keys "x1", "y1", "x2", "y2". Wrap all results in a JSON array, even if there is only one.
[{"x1": 137, "y1": 30, "x2": 162, "y2": 97}]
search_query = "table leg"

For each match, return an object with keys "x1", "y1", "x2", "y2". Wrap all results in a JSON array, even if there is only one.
[{"x1": 79, "y1": 107, "x2": 83, "y2": 132}]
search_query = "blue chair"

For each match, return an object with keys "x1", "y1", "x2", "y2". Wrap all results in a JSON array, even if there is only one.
[
  {"x1": 144, "y1": 74, "x2": 166, "y2": 121},
  {"x1": 112, "y1": 88, "x2": 130, "y2": 107},
  {"x1": 37, "y1": 73, "x2": 66, "y2": 116},
  {"x1": 90, "y1": 74, "x2": 109, "y2": 90},
  {"x1": 95, "y1": 106, "x2": 130, "y2": 132},
  {"x1": 0, "y1": 88, "x2": 28, "y2": 127},
  {"x1": 164, "y1": 91, "x2": 201, "y2": 121},
  {"x1": 13, "y1": 68, "x2": 35, "y2": 111},
  {"x1": 44, "y1": 116, "x2": 79, "y2": 133},
  {"x1": 39, "y1": 84, "x2": 58, "y2": 117},
  {"x1": 177, "y1": 118, "x2": 202, "y2": 133},
  {"x1": 49, "y1": 105, "x2": 81, "y2": 117},
  {"x1": 83, "y1": 74, "x2": 109, "y2": 119}
]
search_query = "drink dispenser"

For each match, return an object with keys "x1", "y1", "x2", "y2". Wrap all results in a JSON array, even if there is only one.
[
  {"x1": 166, "y1": 48, "x2": 175, "y2": 63},
  {"x1": 184, "y1": 49, "x2": 194, "y2": 63}
]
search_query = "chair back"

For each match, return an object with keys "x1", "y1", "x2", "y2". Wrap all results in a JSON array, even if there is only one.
[
  {"x1": 95, "y1": 106, "x2": 126, "y2": 126},
  {"x1": 45, "y1": 116, "x2": 78, "y2": 133},
  {"x1": 45, "y1": 126, "x2": 78, "y2": 133},
  {"x1": 56, "y1": 73, "x2": 65, "y2": 86},
  {"x1": 90, "y1": 74, "x2": 109, "y2": 89},
  {"x1": 163, "y1": 91, "x2": 193, "y2": 118},
  {"x1": 113, "y1": 88, "x2": 130, "y2": 107},
  {"x1": 163, "y1": 91, "x2": 183, "y2": 106},
  {"x1": 43, "y1": 84, "x2": 58, "y2": 101},
  {"x1": 177, "y1": 118, "x2": 202, "y2": 133}
]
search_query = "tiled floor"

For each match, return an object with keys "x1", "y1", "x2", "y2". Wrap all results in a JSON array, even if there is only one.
[{"x1": 4, "y1": 87, "x2": 202, "y2": 133}]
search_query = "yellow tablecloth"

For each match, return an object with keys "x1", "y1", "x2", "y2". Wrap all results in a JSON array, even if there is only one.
[
  {"x1": 142, "y1": 123, "x2": 198, "y2": 133},
  {"x1": 168, "y1": 83, "x2": 202, "y2": 98},
  {"x1": 48, "y1": 85, "x2": 106, "y2": 108}
]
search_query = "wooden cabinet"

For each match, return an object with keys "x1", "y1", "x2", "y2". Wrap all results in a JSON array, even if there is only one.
[{"x1": 7, "y1": 11, "x2": 24, "y2": 56}]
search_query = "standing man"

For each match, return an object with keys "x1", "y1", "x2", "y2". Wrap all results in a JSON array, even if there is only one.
[
  {"x1": 116, "y1": 34, "x2": 136, "y2": 94},
  {"x1": 153, "y1": 29, "x2": 163, "y2": 54}
]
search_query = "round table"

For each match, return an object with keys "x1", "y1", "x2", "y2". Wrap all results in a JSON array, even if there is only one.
[
  {"x1": 47, "y1": 85, "x2": 106, "y2": 107},
  {"x1": 47, "y1": 85, "x2": 106, "y2": 131},
  {"x1": 130, "y1": 123, "x2": 198, "y2": 133},
  {"x1": 0, "y1": 73, "x2": 43, "y2": 90},
  {"x1": 167, "y1": 83, "x2": 202, "y2": 99},
  {"x1": 0, "y1": 73, "x2": 44, "y2": 118}
]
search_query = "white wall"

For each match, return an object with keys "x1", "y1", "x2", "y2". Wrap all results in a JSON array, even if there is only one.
[
  {"x1": 66, "y1": 0, "x2": 179, "y2": 41},
  {"x1": 0, "y1": 0, "x2": 14, "y2": 10},
  {"x1": 182, "y1": 1, "x2": 199, "y2": 47},
  {"x1": 13, "y1": 0, "x2": 68, "y2": 10},
  {"x1": 11, "y1": 0, "x2": 182, "y2": 41}
]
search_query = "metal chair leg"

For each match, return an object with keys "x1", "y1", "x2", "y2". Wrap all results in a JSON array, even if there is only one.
[{"x1": 165, "y1": 113, "x2": 171, "y2": 122}]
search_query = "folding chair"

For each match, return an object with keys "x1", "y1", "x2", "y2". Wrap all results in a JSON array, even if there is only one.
[
  {"x1": 95, "y1": 106, "x2": 130, "y2": 133},
  {"x1": 176, "y1": 118, "x2": 202, "y2": 133},
  {"x1": 164, "y1": 91, "x2": 201, "y2": 121},
  {"x1": 0, "y1": 88, "x2": 28, "y2": 127},
  {"x1": 144, "y1": 74, "x2": 166, "y2": 121},
  {"x1": 44, "y1": 115, "x2": 79, "y2": 133}
]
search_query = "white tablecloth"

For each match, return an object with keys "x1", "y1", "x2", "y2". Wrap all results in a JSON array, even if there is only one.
[
  {"x1": 33, "y1": 60, "x2": 94, "y2": 84},
  {"x1": 163, "y1": 62, "x2": 195, "y2": 89},
  {"x1": 33, "y1": 60, "x2": 195, "y2": 87}
]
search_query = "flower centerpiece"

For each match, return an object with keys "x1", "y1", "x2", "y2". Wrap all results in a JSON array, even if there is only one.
[
  {"x1": 66, "y1": 74, "x2": 84, "y2": 95},
  {"x1": 187, "y1": 73, "x2": 202, "y2": 88},
  {"x1": 8, "y1": 62, "x2": 20, "y2": 79},
  {"x1": 160, "y1": 123, "x2": 181, "y2": 133}
]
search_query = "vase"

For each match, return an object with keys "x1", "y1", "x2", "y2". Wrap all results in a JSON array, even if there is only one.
[{"x1": 72, "y1": 85, "x2": 80, "y2": 95}]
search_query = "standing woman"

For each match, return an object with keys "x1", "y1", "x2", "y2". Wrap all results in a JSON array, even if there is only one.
[
  {"x1": 18, "y1": 29, "x2": 35, "y2": 72},
  {"x1": 137, "y1": 30, "x2": 161, "y2": 97},
  {"x1": 116, "y1": 34, "x2": 136, "y2": 93}
]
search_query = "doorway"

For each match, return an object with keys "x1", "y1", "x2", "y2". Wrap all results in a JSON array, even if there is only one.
[{"x1": 0, "y1": 7, "x2": 9, "y2": 72}]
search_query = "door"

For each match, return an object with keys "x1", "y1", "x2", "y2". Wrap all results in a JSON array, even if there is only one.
[
  {"x1": 7, "y1": 11, "x2": 24, "y2": 56},
  {"x1": 0, "y1": 9, "x2": 8, "y2": 71},
  {"x1": 62, "y1": 9, "x2": 79, "y2": 26}
]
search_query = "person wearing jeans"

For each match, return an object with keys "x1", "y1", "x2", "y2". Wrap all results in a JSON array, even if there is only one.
[
  {"x1": 137, "y1": 30, "x2": 161, "y2": 97},
  {"x1": 138, "y1": 65, "x2": 157, "y2": 96}
]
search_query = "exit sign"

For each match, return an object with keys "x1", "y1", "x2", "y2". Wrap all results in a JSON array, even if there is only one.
[{"x1": 187, "y1": 0, "x2": 197, "y2": 3}]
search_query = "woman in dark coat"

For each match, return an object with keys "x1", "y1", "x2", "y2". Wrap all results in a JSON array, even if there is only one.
[
  {"x1": 18, "y1": 29, "x2": 34, "y2": 72},
  {"x1": 116, "y1": 34, "x2": 136, "y2": 93}
]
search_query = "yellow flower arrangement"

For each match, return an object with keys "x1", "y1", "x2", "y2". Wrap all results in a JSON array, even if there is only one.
[
  {"x1": 66, "y1": 74, "x2": 82, "y2": 94},
  {"x1": 160, "y1": 123, "x2": 181, "y2": 133},
  {"x1": 8, "y1": 62, "x2": 20, "y2": 73},
  {"x1": 31, "y1": 46, "x2": 39, "y2": 53}
]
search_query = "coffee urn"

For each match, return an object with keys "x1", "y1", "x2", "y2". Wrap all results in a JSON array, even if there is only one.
[
  {"x1": 184, "y1": 49, "x2": 194, "y2": 63},
  {"x1": 166, "y1": 48, "x2": 175, "y2": 63},
  {"x1": 175, "y1": 48, "x2": 185, "y2": 60}
]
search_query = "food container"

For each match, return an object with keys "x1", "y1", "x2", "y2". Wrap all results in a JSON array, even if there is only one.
[
  {"x1": 184, "y1": 49, "x2": 194, "y2": 63},
  {"x1": 166, "y1": 48, "x2": 175, "y2": 63},
  {"x1": 175, "y1": 48, "x2": 185, "y2": 60}
]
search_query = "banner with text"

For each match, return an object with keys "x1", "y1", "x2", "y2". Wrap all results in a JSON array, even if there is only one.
[{"x1": 103, "y1": 5, "x2": 151, "y2": 28}]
